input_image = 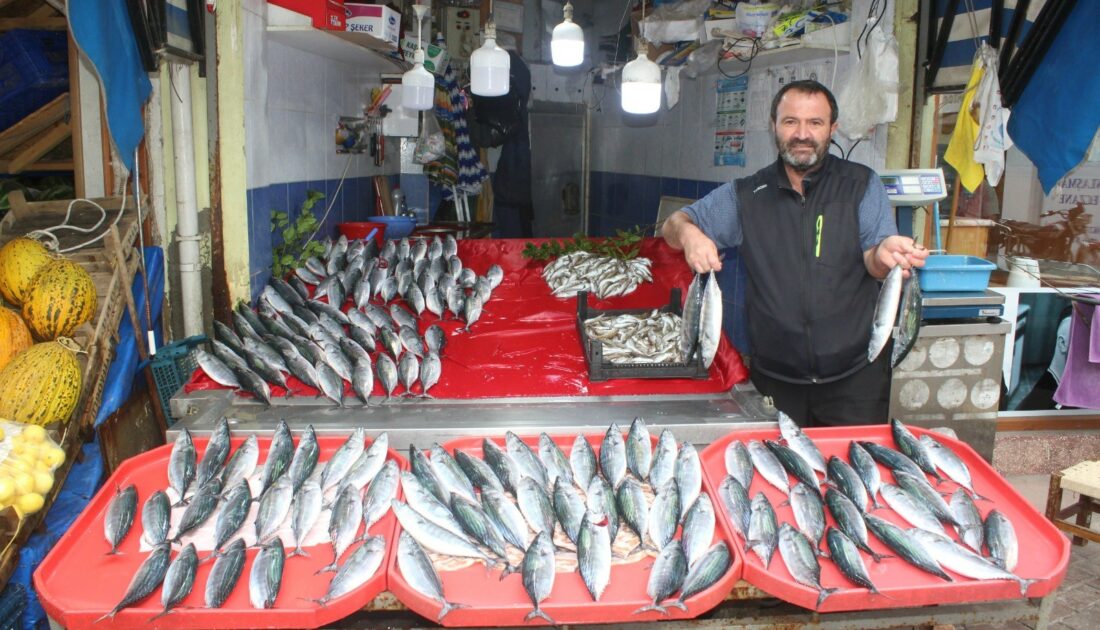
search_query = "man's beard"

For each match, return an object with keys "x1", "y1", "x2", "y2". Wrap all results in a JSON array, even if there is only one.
[{"x1": 776, "y1": 136, "x2": 826, "y2": 172}]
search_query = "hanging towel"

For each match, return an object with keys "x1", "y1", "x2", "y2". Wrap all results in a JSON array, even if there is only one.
[
  {"x1": 1006, "y1": 2, "x2": 1100, "y2": 194},
  {"x1": 1053, "y1": 299, "x2": 1100, "y2": 409},
  {"x1": 944, "y1": 52, "x2": 985, "y2": 193},
  {"x1": 972, "y1": 43, "x2": 1012, "y2": 187},
  {"x1": 1091, "y1": 299, "x2": 1100, "y2": 364},
  {"x1": 68, "y1": 0, "x2": 153, "y2": 173},
  {"x1": 425, "y1": 63, "x2": 488, "y2": 200}
]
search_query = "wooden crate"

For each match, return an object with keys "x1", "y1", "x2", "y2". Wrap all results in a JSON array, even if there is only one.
[{"x1": 0, "y1": 192, "x2": 144, "y2": 589}]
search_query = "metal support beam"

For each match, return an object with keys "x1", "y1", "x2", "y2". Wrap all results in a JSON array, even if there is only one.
[
  {"x1": 998, "y1": 0, "x2": 1031, "y2": 83},
  {"x1": 1002, "y1": 0, "x2": 1077, "y2": 106},
  {"x1": 924, "y1": 0, "x2": 960, "y2": 89}
]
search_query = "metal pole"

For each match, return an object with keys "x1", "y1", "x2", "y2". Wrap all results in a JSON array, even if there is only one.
[{"x1": 924, "y1": 0, "x2": 960, "y2": 89}]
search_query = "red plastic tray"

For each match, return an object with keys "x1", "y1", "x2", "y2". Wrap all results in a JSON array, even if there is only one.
[
  {"x1": 34, "y1": 434, "x2": 406, "y2": 629},
  {"x1": 699, "y1": 425, "x2": 1071, "y2": 612},
  {"x1": 387, "y1": 432, "x2": 742, "y2": 626}
]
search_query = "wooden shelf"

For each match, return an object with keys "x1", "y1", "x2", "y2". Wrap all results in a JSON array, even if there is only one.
[{"x1": 266, "y1": 3, "x2": 408, "y2": 71}]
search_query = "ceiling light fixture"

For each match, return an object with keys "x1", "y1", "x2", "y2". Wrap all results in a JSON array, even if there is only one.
[
  {"x1": 470, "y1": 0, "x2": 510, "y2": 96},
  {"x1": 621, "y1": 1, "x2": 661, "y2": 114},
  {"x1": 401, "y1": 4, "x2": 434, "y2": 110},
  {"x1": 551, "y1": 1, "x2": 584, "y2": 67}
]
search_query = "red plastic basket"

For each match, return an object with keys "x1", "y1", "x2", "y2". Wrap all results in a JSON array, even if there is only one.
[
  {"x1": 34, "y1": 434, "x2": 406, "y2": 629},
  {"x1": 337, "y1": 221, "x2": 387, "y2": 245},
  {"x1": 698, "y1": 424, "x2": 1071, "y2": 613},
  {"x1": 386, "y1": 432, "x2": 742, "y2": 626}
]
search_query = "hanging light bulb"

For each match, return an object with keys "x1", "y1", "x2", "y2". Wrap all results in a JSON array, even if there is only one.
[
  {"x1": 551, "y1": 1, "x2": 584, "y2": 67},
  {"x1": 621, "y1": 38, "x2": 661, "y2": 114},
  {"x1": 402, "y1": 4, "x2": 434, "y2": 110},
  {"x1": 470, "y1": 4, "x2": 510, "y2": 96}
]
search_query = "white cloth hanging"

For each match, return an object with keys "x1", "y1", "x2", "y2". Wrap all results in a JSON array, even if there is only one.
[{"x1": 972, "y1": 43, "x2": 1013, "y2": 187}]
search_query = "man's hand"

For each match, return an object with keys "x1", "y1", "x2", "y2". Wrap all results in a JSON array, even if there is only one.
[
  {"x1": 662, "y1": 211, "x2": 723, "y2": 272},
  {"x1": 864, "y1": 235, "x2": 929, "y2": 279}
]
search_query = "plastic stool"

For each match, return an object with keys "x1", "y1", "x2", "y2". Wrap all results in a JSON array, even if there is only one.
[{"x1": 1045, "y1": 460, "x2": 1100, "y2": 546}]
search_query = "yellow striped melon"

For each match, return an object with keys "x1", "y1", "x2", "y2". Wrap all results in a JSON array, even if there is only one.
[
  {"x1": 22, "y1": 259, "x2": 97, "y2": 340},
  {"x1": 0, "y1": 238, "x2": 53, "y2": 306},
  {"x1": 0, "y1": 308, "x2": 32, "y2": 371},
  {"x1": 0, "y1": 341, "x2": 82, "y2": 426}
]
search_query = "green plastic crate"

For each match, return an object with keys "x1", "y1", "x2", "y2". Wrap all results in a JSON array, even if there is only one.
[{"x1": 150, "y1": 335, "x2": 207, "y2": 424}]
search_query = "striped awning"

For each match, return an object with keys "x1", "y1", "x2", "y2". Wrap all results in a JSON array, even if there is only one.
[{"x1": 927, "y1": 0, "x2": 1043, "y2": 90}]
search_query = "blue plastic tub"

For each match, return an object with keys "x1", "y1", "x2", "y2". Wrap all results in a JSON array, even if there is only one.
[
  {"x1": 918, "y1": 255, "x2": 997, "y2": 292},
  {"x1": 372, "y1": 215, "x2": 417, "y2": 239}
]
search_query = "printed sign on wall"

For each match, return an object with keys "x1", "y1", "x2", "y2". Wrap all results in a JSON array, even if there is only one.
[{"x1": 715, "y1": 76, "x2": 748, "y2": 167}]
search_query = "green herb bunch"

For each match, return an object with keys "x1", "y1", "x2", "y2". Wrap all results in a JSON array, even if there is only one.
[
  {"x1": 271, "y1": 190, "x2": 326, "y2": 278},
  {"x1": 522, "y1": 226, "x2": 647, "y2": 261}
]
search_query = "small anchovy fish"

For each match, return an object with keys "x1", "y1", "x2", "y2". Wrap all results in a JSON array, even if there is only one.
[
  {"x1": 151, "y1": 543, "x2": 198, "y2": 621},
  {"x1": 778, "y1": 523, "x2": 836, "y2": 610},
  {"x1": 868, "y1": 264, "x2": 903, "y2": 363},
  {"x1": 104, "y1": 484, "x2": 138, "y2": 554},
  {"x1": 206, "y1": 538, "x2": 247, "y2": 608},
  {"x1": 96, "y1": 543, "x2": 172, "y2": 622},
  {"x1": 634, "y1": 540, "x2": 689, "y2": 615}
]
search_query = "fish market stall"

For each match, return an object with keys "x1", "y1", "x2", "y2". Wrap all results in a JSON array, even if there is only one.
[{"x1": 171, "y1": 237, "x2": 759, "y2": 444}]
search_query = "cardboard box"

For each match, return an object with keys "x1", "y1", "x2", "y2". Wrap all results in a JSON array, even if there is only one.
[
  {"x1": 399, "y1": 38, "x2": 451, "y2": 75},
  {"x1": 345, "y1": 3, "x2": 401, "y2": 46},
  {"x1": 269, "y1": 0, "x2": 346, "y2": 31}
]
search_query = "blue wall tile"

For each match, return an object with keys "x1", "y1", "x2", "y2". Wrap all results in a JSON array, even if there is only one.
[
  {"x1": 659, "y1": 177, "x2": 679, "y2": 198},
  {"x1": 698, "y1": 180, "x2": 721, "y2": 197}
]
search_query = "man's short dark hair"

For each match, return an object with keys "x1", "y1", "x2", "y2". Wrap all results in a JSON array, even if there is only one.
[{"x1": 770, "y1": 80, "x2": 838, "y2": 124}]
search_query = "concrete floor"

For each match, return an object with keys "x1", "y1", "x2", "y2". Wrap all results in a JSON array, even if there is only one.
[{"x1": 961, "y1": 474, "x2": 1100, "y2": 630}]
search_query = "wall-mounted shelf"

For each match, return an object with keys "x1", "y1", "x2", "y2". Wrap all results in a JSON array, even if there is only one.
[
  {"x1": 266, "y1": 3, "x2": 408, "y2": 71},
  {"x1": 713, "y1": 22, "x2": 850, "y2": 72}
]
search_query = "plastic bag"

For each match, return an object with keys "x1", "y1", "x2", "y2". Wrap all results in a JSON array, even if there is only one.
[
  {"x1": 837, "y1": 27, "x2": 899, "y2": 140},
  {"x1": 414, "y1": 111, "x2": 446, "y2": 164},
  {"x1": 683, "y1": 39, "x2": 724, "y2": 79}
]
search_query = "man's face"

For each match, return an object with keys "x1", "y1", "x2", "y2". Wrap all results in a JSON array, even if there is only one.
[{"x1": 772, "y1": 90, "x2": 837, "y2": 172}]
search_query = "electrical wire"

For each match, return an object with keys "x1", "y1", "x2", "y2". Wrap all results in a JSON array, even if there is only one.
[
  {"x1": 303, "y1": 155, "x2": 355, "y2": 245},
  {"x1": 717, "y1": 36, "x2": 760, "y2": 80}
]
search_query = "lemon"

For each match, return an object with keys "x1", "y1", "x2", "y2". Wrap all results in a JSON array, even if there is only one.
[
  {"x1": 0, "y1": 479, "x2": 13, "y2": 503},
  {"x1": 10, "y1": 443, "x2": 27, "y2": 458},
  {"x1": 21, "y1": 425, "x2": 46, "y2": 443},
  {"x1": 8, "y1": 459, "x2": 30, "y2": 474},
  {"x1": 0, "y1": 427, "x2": 6, "y2": 441},
  {"x1": 32, "y1": 471, "x2": 53, "y2": 494},
  {"x1": 14, "y1": 493, "x2": 44, "y2": 516},
  {"x1": 41, "y1": 446, "x2": 65, "y2": 468},
  {"x1": 13, "y1": 472, "x2": 33, "y2": 495}
]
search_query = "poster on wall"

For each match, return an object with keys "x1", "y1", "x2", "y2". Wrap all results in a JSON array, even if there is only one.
[
  {"x1": 714, "y1": 76, "x2": 747, "y2": 167},
  {"x1": 1042, "y1": 163, "x2": 1100, "y2": 240}
]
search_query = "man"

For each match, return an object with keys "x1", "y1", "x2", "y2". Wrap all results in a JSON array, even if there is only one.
[{"x1": 662, "y1": 80, "x2": 928, "y2": 427}]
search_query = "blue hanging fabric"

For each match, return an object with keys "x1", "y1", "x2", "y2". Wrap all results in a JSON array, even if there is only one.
[
  {"x1": 1006, "y1": 1, "x2": 1100, "y2": 193},
  {"x1": 68, "y1": 0, "x2": 153, "y2": 173},
  {"x1": 432, "y1": 63, "x2": 487, "y2": 200}
]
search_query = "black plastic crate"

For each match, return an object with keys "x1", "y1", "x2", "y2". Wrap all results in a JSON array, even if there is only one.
[{"x1": 576, "y1": 288, "x2": 709, "y2": 381}]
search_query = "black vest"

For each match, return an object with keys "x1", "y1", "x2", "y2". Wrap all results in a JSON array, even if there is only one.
[{"x1": 736, "y1": 156, "x2": 879, "y2": 384}]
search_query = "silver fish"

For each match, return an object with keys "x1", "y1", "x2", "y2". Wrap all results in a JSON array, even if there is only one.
[
  {"x1": 570, "y1": 434, "x2": 597, "y2": 489},
  {"x1": 894, "y1": 470, "x2": 959, "y2": 526},
  {"x1": 675, "y1": 442, "x2": 703, "y2": 521},
  {"x1": 455, "y1": 449, "x2": 503, "y2": 494},
  {"x1": 424, "y1": 324, "x2": 446, "y2": 355},
  {"x1": 255, "y1": 477, "x2": 294, "y2": 544},
  {"x1": 891, "y1": 418, "x2": 945, "y2": 483},
  {"x1": 321, "y1": 428, "x2": 367, "y2": 492},
  {"x1": 195, "y1": 349, "x2": 240, "y2": 388},
  {"x1": 390, "y1": 303, "x2": 417, "y2": 329},
  {"x1": 920, "y1": 434, "x2": 985, "y2": 500},
  {"x1": 516, "y1": 476, "x2": 556, "y2": 537},
  {"x1": 317, "y1": 535, "x2": 387, "y2": 604},
  {"x1": 824, "y1": 488, "x2": 887, "y2": 561},
  {"x1": 172, "y1": 478, "x2": 222, "y2": 543},
  {"x1": 321, "y1": 342, "x2": 353, "y2": 383},
  {"x1": 482, "y1": 438, "x2": 519, "y2": 493},
  {"x1": 398, "y1": 352, "x2": 420, "y2": 394},
  {"x1": 400, "y1": 471, "x2": 467, "y2": 539},
  {"x1": 399, "y1": 326, "x2": 426, "y2": 358},
  {"x1": 313, "y1": 359, "x2": 344, "y2": 407},
  {"x1": 392, "y1": 500, "x2": 488, "y2": 561},
  {"x1": 635, "y1": 540, "x2": 688, "y2": 614},
  {"x1": 718, "y1": 475, "x2": 751, "y2": 538},
  {"x1": 577, "y1": 512, "x2": 612, "y2": 601},
  {"x1": 825, "y1": 528, "x2": 885, "y2": 595},
  {"x1": 848, "y1": 441, "x2": 885, "y2": 509},
  {"x1": 397, "y1": 530, "x2": 465, "y2": 622},
  {"x1": 319, "y1": 484, "x2": 363, "y2": 573},
  {"x1": 747, "y1": 492, "x2": 778, "y2": 568},
  {"x1": 487, "y1": 263, "x2": 504, "y2": 289},
  {"x1": 985, "y1": 509, "x2": 1018, "y2": 571},
  {"x1": 864, "y1": 514, "x2": 952, "y2": 581},
  {"x1": 507, "y1": 432, "x2": 548, "y2": 488},
  {"x1": 790, "y1": 481, "x2": 826, "y2": 551},
  {"x1": 682, "y1": 493, "x2": 716, "y2": 568},
  {"x1": 777, "y1": 411, "x2": 827, "y2": 475},
  {"x1": 205, "y1": 538, "x2": 246, "y2": 608},
  {"x1": 344, "y1": 433, "x2": 389, "y2": 492},
  {"x1": 626, "y1": 417, "x2": 652, "y2": 480},
  {"x1": 521, "y1": 531, "x2": 556, "y2": 623},
  {"x1": 481, "y1": 486, "x2": 530, "y2": 550},
  {"x1": 827, "y1": 455, "x2": 870, "y2": 513},
  {"x1": 679, "y1": 273, "x2": 704, "y2": 360},
  {"x1": 168, "y1": 429, "x2": 196, "y2": 506},
  {"x1": 650, "y1": 429, "x2": 678, "y2": 490},
  {"x1": 600, "y1": 423, "x2": 627, "y2": 489},
  {"x1": 698, "y1": 271, "x2": 723, "y2": 368},
  {"x1": 141, "y1": 490, "x2": 171, "y2": 547},
  {"x1": 673, "y1": 541, "x2": 732, "y2": 609},
  {"x1": 868, "y1": 264, "x2": 903, "y2": 363},
  {"x1": 96, "y1": 543, "x2": 171, "y2": 621},
  {"x1": 777, "y1": 523, "x2": 836, "y2": 610},
  {"x1": 950, "y1": 489, "x2": 984, "y2": 553},
  {"x1": 892, "y1": 273, "x2": 922, "y2": 367},
  {"x1": 748, "y1": 439, "x2": 789, "y2": 495},
  {"x1": 616, "y1": 476, "x2": 650, "y2": 548},
  {"x1": 463, "y1": 292, "x2": 484, "y2": 330},
  {"x1": 553, "y1": 477, "x2": 586, "y2": 544},
  {"x1": 260, "y1": 421, "x2": 294, "y2": 496},
  {"x1": 289, "y1": 480, "x2": 324, "y2": 558},
  {"x1": 409, "y1": 444, "x2": 448, "y2": 505},
  {"x1": 450, "y1": 494, "x2": 510, "y2": 563},
  {"x1": 352, "y1": 358, "x2": 374, "y2": 405},
  {"x1": 538, "y1": 433, "x2": 573, "y2": 488},
  {"x1": 152, "y1": 543, "x2": 197, "y2": 621},
  {"x1": 649, "y1": 480, "x2": 681, "y2": 551},
  {"x1": 724, "y1": 440, "x2": 754, "y2": 491},
  {"x1": 221, "y1": 434, "x2": 259, "y2": 491},
  {"x1": 376, "y1": 353, "x2": 399, "y2": 401},
  {"x1": 430, "y1": 444, "x2": 477, "y2": 502},
  {"x1": 287, "y1": 425, "x2": 319, "y2": 493},
  {"x1": 587, "y1": 475, "x2": 620, "y2": 541},
  {"x1": 211, "y1": 479, "x2": 252, "y2": 555},
  {"x1": 249, "y1": 537, "x2": 285, "y2": 609},
  {"x1": 104, "y1": 484, "x2": 137, "y2": 554},
  {"x1": 419, "y1": 352, "x2": 441, "y2": 396},
  {"x1": 361, "y1": 460, "x2": 400, "y2": 532},
  {"x1": 881, "y1": 483, "x2": 946, "y2": 534},
  {"x1": 910, "y1": 529, "x2": 1035, "y2": 596}
]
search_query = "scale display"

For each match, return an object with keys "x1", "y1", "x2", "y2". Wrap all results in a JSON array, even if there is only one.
[{"x1": 879, "y1": 169, "x2": 949, "y2": 206}]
